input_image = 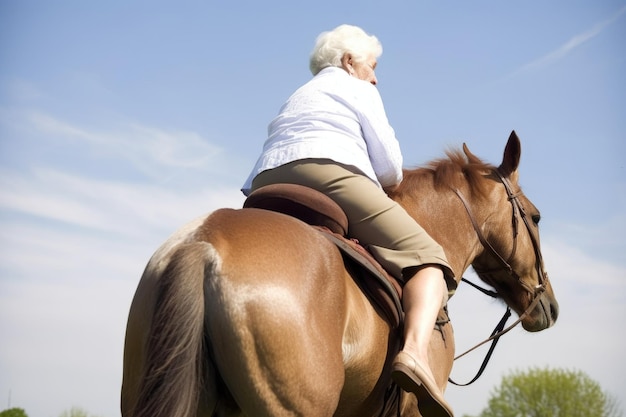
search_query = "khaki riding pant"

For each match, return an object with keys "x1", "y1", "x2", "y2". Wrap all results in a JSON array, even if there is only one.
[{"x1": 250, "y1": 159, "x2": 456, "y2": 294}]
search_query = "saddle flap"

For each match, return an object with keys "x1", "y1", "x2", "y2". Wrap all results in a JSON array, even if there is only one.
[{"x1": 319, "y1": 230, "x2": 404, "y2": 328}]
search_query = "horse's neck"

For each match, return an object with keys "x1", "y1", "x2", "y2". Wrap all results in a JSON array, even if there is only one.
[{"x1": 394, "y1": 188, "x2": 481, "y2": 282}]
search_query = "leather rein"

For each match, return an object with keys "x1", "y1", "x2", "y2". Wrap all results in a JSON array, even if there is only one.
[{"x1": 448, "y1": 168, "x2": 550, "y2": 386}]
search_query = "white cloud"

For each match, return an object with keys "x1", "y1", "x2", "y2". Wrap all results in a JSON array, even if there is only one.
[
  {"x1": 508, "y1": 5, "x2": 626, "y2": 77},
  {"x1": 0, "y1": 169, "x2": 245, "y2": 417},
  {"x1": 0, "y1": 167, "x2": 244, "y2": 239},
  {"x1": 544, "y1": 210, "x2": 626, "y2": 271},
  {"x1": 542, "y1": 234, "x2": 626, "y2": 288},
  {"x1": 1, "y1": 105, "x2": 248, "y2": 241},
  {"x1": 22, "y1": 110, "x2": 229, "y2": 179},
  {"x1": 0, "y1": 108, "x2": 250, "y2": 415},
  {"x1": 0, "y1": 273, "x2": 135, "y2": 417}
]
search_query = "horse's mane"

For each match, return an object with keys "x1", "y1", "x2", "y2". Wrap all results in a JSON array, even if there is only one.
[{"x1": 400, "y1": 146, "x2": 496, "y2": 199}]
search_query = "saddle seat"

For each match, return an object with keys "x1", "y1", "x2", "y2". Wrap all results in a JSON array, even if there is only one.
[
  {"x1": 243, "y1": 183, "x2": 404, "y2": 327},
  {"x1": 243, "y1": 183, "x2": 349, "y2": 236}
]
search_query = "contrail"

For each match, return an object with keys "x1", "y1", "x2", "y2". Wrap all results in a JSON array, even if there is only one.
[{"x1": 509, "y1": 5, "x2": 625, "y2": 77}]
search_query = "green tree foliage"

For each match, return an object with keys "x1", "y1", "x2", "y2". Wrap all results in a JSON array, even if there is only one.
[
  {"x1": 0, "y1": 408, "x2": 28, "y2": 417},
  {"x1": 59, "y1": 408, "x2": 87, "y2": 417},
  {"x1": 59, "y1": 407, "x2": 102, "y2": 417},
  {"x1": 469, "y1": 367, "x2": 622, "y2": 417}
]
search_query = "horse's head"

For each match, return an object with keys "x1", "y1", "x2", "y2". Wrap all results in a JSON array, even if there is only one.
[
  {"x1": 395, "y1": 131, "x2": 559, "y2": 332},
  {"x1": 465, "y1": 131, "x2": 559, "y2": 332}
]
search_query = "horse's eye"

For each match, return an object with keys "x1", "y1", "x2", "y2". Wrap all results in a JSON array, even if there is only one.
[{"x1": 532, "y1": 214, "x2": 541, "y2": 225}]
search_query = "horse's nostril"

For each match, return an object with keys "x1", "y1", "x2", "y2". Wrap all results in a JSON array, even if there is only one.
[{"x1": 550, "y1": 303, "x2": 559, "y2": 323}]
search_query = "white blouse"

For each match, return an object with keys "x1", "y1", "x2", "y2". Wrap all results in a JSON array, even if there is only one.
[{"x1": 241, "y1": 66, "x2": 403, "y2": 195}]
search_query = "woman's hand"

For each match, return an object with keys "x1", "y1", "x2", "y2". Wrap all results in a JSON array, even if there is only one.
[{"x1": 383, "y1": 183, "x2": 400, "y2": 195}]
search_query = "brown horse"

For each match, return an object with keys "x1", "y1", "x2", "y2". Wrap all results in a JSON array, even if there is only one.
[{"x1": 121, "y1": 131, "x2": 559, "y2": 417}]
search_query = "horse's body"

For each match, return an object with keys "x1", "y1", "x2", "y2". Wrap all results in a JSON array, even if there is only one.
[{"x1": 121, "y1": 132, "x2": 559, "y2": 417}]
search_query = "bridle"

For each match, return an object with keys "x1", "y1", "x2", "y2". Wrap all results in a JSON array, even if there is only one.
[
  {"x1": 448, "y1": 168, "x2": 550, "y2": 386},
  {"x1": 455, "y1": 168, "x2": 549, "y2": 293}
]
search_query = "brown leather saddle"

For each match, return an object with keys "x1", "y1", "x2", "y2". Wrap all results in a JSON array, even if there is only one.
[{"x1": 243, "y1": 183, "x2": 404, "y2": 328}]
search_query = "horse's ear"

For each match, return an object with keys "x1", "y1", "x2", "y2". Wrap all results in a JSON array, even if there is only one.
[
  {"x1": 462, "y1": 142, "x2": 480, "y2": 163},
  {"x1": 498, "y1": 130, "x2": 521, "y2": 177}
]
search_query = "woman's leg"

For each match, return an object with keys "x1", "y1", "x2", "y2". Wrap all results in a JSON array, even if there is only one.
[
  {"x1": 392, "y1": 266, "x2": 453, "y2": 417},
  {"x1": 401, "y1": 266, "x2": 447, "y2": 373}
]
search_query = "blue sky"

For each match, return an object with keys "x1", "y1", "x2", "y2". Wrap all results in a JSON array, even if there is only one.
[{"x1": 1, "y1": 1, "x2": 624, "y2": 416}]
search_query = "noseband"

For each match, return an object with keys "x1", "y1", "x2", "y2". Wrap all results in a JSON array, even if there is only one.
[{"x1": 448, "y1": 169, "x2": 550, "y2": 385}]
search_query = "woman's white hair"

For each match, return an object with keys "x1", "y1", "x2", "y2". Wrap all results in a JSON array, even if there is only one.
[{"x1": 309, "y1": 24, "x2": 383, "y2": 76}]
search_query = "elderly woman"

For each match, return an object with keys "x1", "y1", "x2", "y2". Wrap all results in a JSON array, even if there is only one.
[{"x1": 242, "y1": 24, "x2": 455, "y2": 417}]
